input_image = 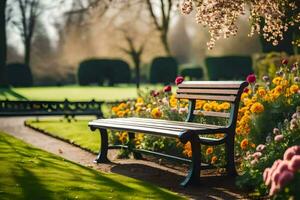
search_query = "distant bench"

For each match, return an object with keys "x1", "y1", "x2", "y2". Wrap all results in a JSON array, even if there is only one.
[
  {"x1": 89, "y1": 81, "x2": 248, "y2": 187},
  {"x1": 0, "y1": 99, "x2": 104, "y2": 118}
]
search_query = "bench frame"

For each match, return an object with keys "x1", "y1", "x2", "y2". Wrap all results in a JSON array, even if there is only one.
[{"x1": 89, "y1": 81, "x2": 248, "y2": 186}]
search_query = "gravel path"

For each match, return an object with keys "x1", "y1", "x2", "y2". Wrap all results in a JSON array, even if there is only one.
[{"x1": 0, "y1": 116, "x2": 248, "y2": 200}]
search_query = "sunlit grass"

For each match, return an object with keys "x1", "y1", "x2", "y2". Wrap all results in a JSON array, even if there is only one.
[
  {"x1": 0, "y1": 131, "x2": 185, "y2": 200},
  {"x1": 0, "y1": 84, "x2": 161, "y2": 101}
]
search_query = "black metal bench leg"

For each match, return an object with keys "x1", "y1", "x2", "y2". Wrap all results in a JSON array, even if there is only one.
[
  {"x1": 180, "y1": 136, "x2": 201, "y2": 187},
  {"x1": 94, "y1": 128, "x2": 109, "y2": 163},
  {"x1": 128, "y1": 132, "x2": 143, "y2": 159},
  {"x1": 225, "y1": 133, "x2": 237, "y2": 176}
]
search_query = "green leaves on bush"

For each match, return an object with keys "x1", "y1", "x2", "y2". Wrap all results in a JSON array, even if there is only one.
[
  {"x1": 5, "y1": 63, "x2": 33, "y2": 87},
  {"x1": 205, "y1": 56, "x2": 253, "y2": 80},
  {"x1": 181, "y1": 67, "x2": 203, "y2": 80},
  {"x1": 77, "y1": 59, "x2": 131, "y2": 86},
  {"x1": 150, "y1": 57, "x2": 178, "y2": 84}
]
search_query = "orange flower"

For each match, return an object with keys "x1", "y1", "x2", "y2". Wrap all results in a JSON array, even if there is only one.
[
  {"x1": 240, "y1": 139, "x2": 249, "y2": 150},
  {"x1": 250, "y1": 102, "x2": 264, "y2": 114},
  {"x1": 151, "y1": 107, "x2": 162, "y2": 118},
  {"x1": 206, "y1": 147, "x2": 213, "y2": 155},
  {"x1": 211, "y1": 156, "x2": 218, "y2": 164},
  {"x1": 290, "y1": 84, "x2": 299, "y2": 94},
  {"x1": 183, "y1": 142, "x2": 192, "y2": 158}
]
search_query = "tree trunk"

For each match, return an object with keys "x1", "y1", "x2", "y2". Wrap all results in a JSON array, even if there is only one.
[
  {"x1": 133, "y1": 56, "x2": 140, "y2": 89},
  {"x1": 0, "y1": 0, "x2": 7, "y2": 86},
  {"x1": 24, "y1": 38, "x2": 31, "y2": 66},
  {"x1": 161, "y1": 32, "x2": 170, "y2": 55}
]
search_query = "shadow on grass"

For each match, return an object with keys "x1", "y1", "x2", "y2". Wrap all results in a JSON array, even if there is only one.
[
  {"x1": 0, "y1": 87, "x2": 28, "y2": 100},
  {"x1": 111, "y1": 163, "x2": 245, "y2": 200},
  {"x1": 0, "y1": 132, "x2": 184, "y2": 200}
]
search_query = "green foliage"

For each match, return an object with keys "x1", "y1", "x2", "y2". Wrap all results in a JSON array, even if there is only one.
[
  {"x1": 254, "y1": 53, "x2": 300, "y2": 80},
  {"x1": 205, "y1": 56, "x2": 253, "y2": 80},
  {"x1": 5, "y1": 63, "x2": 33, "y2": 87},
  {"x1": 150, "y1": 57, "x2": 178, "y2": 84},
  {"x1": 78, "y1": 58, "x2": 131, "y2": 86},
  {"x1": 181, "y1": 67, "x2": 203, "y2": 80},
  {"x1": 0, "y1": 131, "x2": 185, "y2": 200}
]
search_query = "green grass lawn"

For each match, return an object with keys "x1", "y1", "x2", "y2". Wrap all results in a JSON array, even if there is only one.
[
  {"x1": 25, "y1": 118, "x2": 99, "y2": 153},
  {"x1": 0, "y1": 85, "x2": 160, "y2": 101},
  {"x1": 0, "y1": 131, "x2": 185, "y2": 200}
]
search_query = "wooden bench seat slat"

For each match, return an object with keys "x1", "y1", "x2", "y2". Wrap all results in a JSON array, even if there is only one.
[
  {"x1": 100, "y1": 118, "x2": 223, "y2": 131},
  {"x1": 176, "y1": 94, "x2": 236, "y2": 102},
  {"x1": 178, "y1": 81, "x2": 243, "y2": 89},
  {"x1": 122, "y1": 117, "x2": 225, "y2": 129},
  {"x1": 89, "y1": 121, "x2": 183, "y2": 137},
  {"x1": 94, "y1": 119, "x2": 187, "y2": 131},
  {"x1": 193, "y1": 110, "x2": 231, "y2": 118},
  {"x1": 176, "y1": 89, "x2": 238, "y2": 95}
]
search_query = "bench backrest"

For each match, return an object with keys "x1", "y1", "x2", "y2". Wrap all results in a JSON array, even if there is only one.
[{"x1": 176, "y1": 81, "x2": 248, "y2": 128}]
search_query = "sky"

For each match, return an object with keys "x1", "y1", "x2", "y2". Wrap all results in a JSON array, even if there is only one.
[{"x1": 7, "y1": 0, "x2": 73, "y2": 54}]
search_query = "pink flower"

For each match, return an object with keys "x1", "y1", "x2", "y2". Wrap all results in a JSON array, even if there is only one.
[
  {"x1": 277, "y1": 170, "x2": 294, "y2": 189},
  {"x1": 151, "y1": 90, "x2": 160, "y2": 97},
  {"x1": 250, "y1": 159, "x2": 258, "y2": 165},
  {"x1": 263, "y1": 168, "x2": 270, "y2": 183},
  {"x1": 288, "y1": 155, "x2": 300, "y2": 172},
  {"x1": 246, "y1": 74, "x2": 256, "y2": 83},
  {"x1": 163, "y1": 85, "x2": 172, "y2": 92},
  {"x1": 274, "y1": 134, "x2": 284, "y2": 142},
  {"x1": 273, "y1": 128, "x2": 280, "y2": 135},
  {"x1": 256, "y1": 144, "x2": 266, "y2": 152},
  {"x1": 178, "y1": 107, "x2": 188, "y2": 114},
  {"x1": 283, "y1": 146, "x2": 300, "y2": 161},
  {"x1": 281, "y1": 59, "x2": 288, "y2": 65},
  {"x1": 175, "y1": 76, "x2": 184, "y2": 85},
  {"x1": 252, "y1": 152, "x2": 262, "y2": 159}
]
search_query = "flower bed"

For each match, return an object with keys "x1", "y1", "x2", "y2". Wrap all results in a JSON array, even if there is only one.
[{"x1": 108, "y1": 59, "x2": 299, "y2": 199}]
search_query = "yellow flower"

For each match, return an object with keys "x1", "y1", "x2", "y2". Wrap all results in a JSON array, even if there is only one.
[
  {"x1": 240, "y1": 139, "x2": 248, "y2": 150},
  {"x1": 203, "y1": 103, "x2": 212, "y2": 111},
  {"x1": 272, "y1": 77, "x2": 283, "y2": 85},
  {"x1": 220, "y1": 102, "x2": 231, "y2": 110},
  {"x1": 151, "y1": 107, "x2": 162, "y2": 118},
  {"x1": 211, "y1": 156, "x2": 218, "y2": 164},
  {"x1": 137, "y1": 97, "x2": 144, "y2": 104},
  {"x1": 241, "y1": 93, "x2": 249, "y2": 100},
  {"x1": 206, "y1": 147, "x2": 213, "y2": 155},
  {"x1": 250, "y1": 102, "x2": 264, "y2": 114},
  {"x1": 257, "y1": 87, "x2": 266, "y2": 96},
  {"x1": 290, "y1": 84, "x2": 299, "y2": 94},
  {"x1": 117, "y1": 111, "x2": 125, "y2": 117},
  {"x1": 274, "y1": 85, "x2": 283, "y2": 93},
  {"x1": 169, "y1": 98, "x2": 177, "y2": 107},
  {"x1": 195, "y1": 100, "x2": 206, "y2": 109},
  {"x1": 118, "y1": 132, "x2": 128, "y2": 144}
]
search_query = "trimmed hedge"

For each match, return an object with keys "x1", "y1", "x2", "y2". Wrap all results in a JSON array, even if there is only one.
[
  {"x1": 78, "y1": 59, "x2": 131, "y2": 86},
  {"x1": 181, "y1": 67, "x2": 203, "y2": 80},
  {"x1": 5, "y1": 63, "x2": 33, "y2": 87},
  {"x1": 205, "y1": 56, "x2": 253, "y2": 80},
  {"x1": 150, "y1": 57, "x2": 178, "y2": 84}
]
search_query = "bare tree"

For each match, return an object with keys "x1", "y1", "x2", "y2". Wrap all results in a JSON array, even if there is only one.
[
  {"x1": 0, "y1": 0, "x2": 7, "y2": 86},
  {"x1": 119, "y1": 30, "x2": 147, "y2": 89},
  {"x1": 146, "y1": 0, "x2": 173, "y2": 55},
  {"x1": 9, "y1": 0, "x2": 44, "y2": 66}
]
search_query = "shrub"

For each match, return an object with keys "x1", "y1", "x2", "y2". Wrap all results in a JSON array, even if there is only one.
[
  {"x1": 5, "y1": 63, "x2": 33, "y2": 87},
  {"x1": 108, "y1": 60, "x2": 131, "y2": 85},
  {"x1": 78, "y1": 59, "x2": 131, "y2": 86},
  {"x1": 205, "y1": 56, "x2": 253, "y2": 80},
  {"x1": 150, "y1": 57, "x2": 178, "y2": 84},
  {"x1": 181, "y1": 67, "x2": 203, "y2": 80}
]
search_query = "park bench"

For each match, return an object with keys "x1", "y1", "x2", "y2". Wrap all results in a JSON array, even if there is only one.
[
  {"x1": 88, "y1": 81, "x2": 248, "y2": 186},
  {"x1": 0, "y1": 99, "x2": 103, "y2": 118}
]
